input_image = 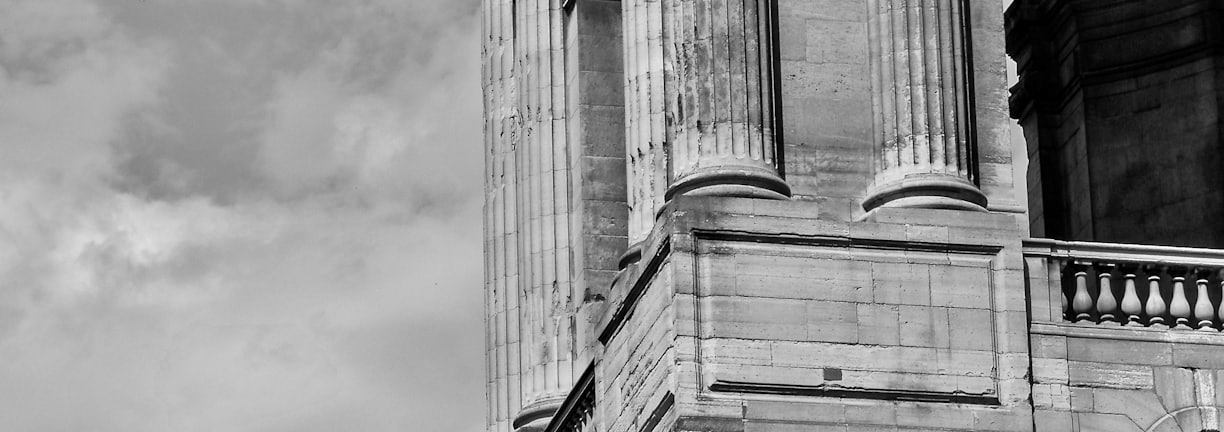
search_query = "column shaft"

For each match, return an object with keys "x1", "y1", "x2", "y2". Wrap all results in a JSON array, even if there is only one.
[
  {"x1": 864, "y1": 0, "x2": 986, "y2": 211},
  {"x1": 665, "y1": 0, "x2": 788, "y2": 201},
  {"x1": 622, "y1": 0, "x2": 789, "y2": 247},
  {"x1": 623, "y1": 0, "x2": 668, "y2": 245}
]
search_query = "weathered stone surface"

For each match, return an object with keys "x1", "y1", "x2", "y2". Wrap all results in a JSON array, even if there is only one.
[{"x1": 476, "y1": 1, "x2": 1224, "y2": 431}]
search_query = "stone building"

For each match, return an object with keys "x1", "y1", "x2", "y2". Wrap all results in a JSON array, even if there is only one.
[{"x1": 480, "y1": 0, "x2": 1224, "y2": 431}]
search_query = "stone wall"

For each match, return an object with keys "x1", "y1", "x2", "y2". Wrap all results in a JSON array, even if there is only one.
[
  {"x1": 1009, "y1": 0, "x2": 1224, "y2": 248},
  {"x1": 779, "y1": 0, "x2": 1020, "y2": 220},
  {"x1": 1025, "y1": 245, "x2": 1224, "y2": 431},
  {"x1": 596, "y1": 197, "x2": 1034, "y2": 432},
  {"x1": 597, "y1": 258, "x2": 676, "y2": 432}
]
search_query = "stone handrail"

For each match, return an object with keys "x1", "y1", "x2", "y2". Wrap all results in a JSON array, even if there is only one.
[
  {"x1": 1024, "y1": 239, "x2": 1224, "y2": 330},
  {"x1": 543, "y1": 362, "x2": 595, "y2": 432}
]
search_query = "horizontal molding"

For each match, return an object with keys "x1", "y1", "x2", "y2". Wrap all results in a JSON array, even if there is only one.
[
  {"x1": 1023, "y1": 237, "x2": 1224, "y2": 267},
  {"x1": 693, "y1": 229, "x2": 1003, "y2": 255},
  {"x1": 709, "y1": 381, "x2": 1001, "y2": 406},
  {"x1": 1031, "y1": 321, "x2": 1224, "y2": 347}
]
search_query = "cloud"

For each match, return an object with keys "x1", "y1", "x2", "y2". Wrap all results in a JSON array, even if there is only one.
[{"x1": 0, "y1": 0, "x2": 486, "y2": 430}]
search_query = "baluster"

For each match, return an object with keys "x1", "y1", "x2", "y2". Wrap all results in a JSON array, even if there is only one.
[
  {"x1": 1146, "y1": 265, "x2": 1167, "y2": 326},
  {"x1": 1170, "y1": 266, "x2": 1192, "y2": 328},
  {"x1": 1119, "y1": 264, "x2": 1142, "y2": 325},
  {"x1": 1194, "y1": 268, "x2": 1215, "y2": 330},
  {"x1": 1217, "y1": 270, "x2": 1224, "y2": 328},
  {"x1": 1095, "y1": 263, "x2": 1118, "y2": 322},
  {"x1": 1070, "y1": 263, "x2": 1094, "y2": 321},
  {"x1": 1060, "y1": 261, "x2": 1070, "y2": 318}
]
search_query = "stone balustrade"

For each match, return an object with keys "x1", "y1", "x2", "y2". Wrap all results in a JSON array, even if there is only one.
[
  {"x1": 543, "y1": 363, "x2": 595, "y2": 432},
  {"x1": 1025, "y1": 239, "x2": 1224, "y2": 330}
]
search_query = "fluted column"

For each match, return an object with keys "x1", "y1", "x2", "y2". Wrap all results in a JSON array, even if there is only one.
[
  {"x1": 665, "y1": 0, "x2": 789, "y2": 201},
  {"x1": 511, "y1": 1, "x2": 575, "y2": 430},
  {"x1": 622, "y1": 0, "x2": 790, "y2": 247},
  {"x1": 622, "y1": 0, "x2": 668, "y2": 246},
  {"x1": 864, "y1": 0, "x2": 987, "y2": 212}
]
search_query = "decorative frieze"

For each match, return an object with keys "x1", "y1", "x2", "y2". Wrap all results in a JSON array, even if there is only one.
[{"x1": 864, "y1": 0, "x2": 986, "y2": 211}]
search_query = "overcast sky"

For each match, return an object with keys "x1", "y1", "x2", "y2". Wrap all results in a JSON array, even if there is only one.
[{"x1": 0, "y1": 0, "x2": 485, "y2": 430}]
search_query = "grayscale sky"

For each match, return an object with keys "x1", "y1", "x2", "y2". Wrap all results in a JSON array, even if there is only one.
[{"x1": 0, "y1": 0, "x2": 485, "y2": 430}]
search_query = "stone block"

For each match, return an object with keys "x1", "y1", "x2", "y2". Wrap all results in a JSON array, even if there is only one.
[
  {"x1": 581, "y1": 156, "x2": 628, "y2": 200},
  {"x1": 1092, "y1": 388, "x2": 1166, "y2": 428},
  {"x1": 808, "y1": 300, "x2": 860, "y2": 344},
  {"x1": 947, "y1": 308, "x2": 994, "y2": 351},
  {"x1": 777, "y1": 16, "x2": 808, "y2": 62},
  {"x1": 871, "y1": 262, "x2": 931, "y2": 306},
  {"x1": 935, "y1": 349, "x2": 995, "y2": 377},
  {"x1": 1153, "y1": 366, "x2": 1195, "y2": 414},
  {"x1": 898, "y1": 305, "x2": 950, "y2": 349},
  {"x1": 845, "y1": 403, "x2": 895, "y2": 425},
  {"x1": 780, "y1": 0, "x2": 863, "y2": 21},
  {"x1": 1034, "y1": 410, "x2": 1072, "y2": 432},
  {"x1": 929, "y1": 265, "x2": 992, "y2": 309},
  {"x1": 806, "y1": 19, "x2": 867, "y2": 65},
  {"x1": 676, "y1": 416, "x2": 745, "y2": 432},
  {"x1": 847, "y1": 221, "x2": 909, "y2": 242},
  {"x1": 735, "y1": 272, "x2": 872, "y2": 303},
  {"x1": 1066, "y1": 338, "x2": 1171, "y2": 366},
  {"x1": 973, "y1": 409, "x2": 1032, "y2": 432},
  {"x1": 904, "y1": 224, "x2": 950, "y2": 243},
  {"x1": 1074, "y1": 412, "x2": 1142, "y2": 432},
  {"x1": 746, "y1": 400, "x2": 846, "y2": 423},
  {"x1": 579, "y1": 70, "x2": 623, "y2": 105},
  {"x1": 1216, "y1": 370, "x2": 1224, "y2": 408},
  {"x1": 701, "y1": 338, "x2": 772, "y2": 366},
  {"x1": 705, "y1": 296, "x2": 807, "y2": 341},
  {"x1": 579, "y1": 105, "x2": 626, "y2": 157},
  {"x1": 1171, "y1": 344, "x2": 1224, "y2": 369},
  {"x1": 857, "y1": 303, "x2": 900, "y2": 346},
  {"x1": 746, "y1": 422, "x2": 846, "y2": 432},
  {"x1": 1033, "y1": 358, "x2": 1069, "y2": 384},
  {"x1": 1068, "y1": 361, "x2": 1153, "y2": 390},
  {"x1": 1032, "y1": 383, "x2": 1071, "y2": 410},
  {"x1": 1031, "y1": 334, "x2": 1067, "y2": 359},
  {"x1": 1070, "y1": 386, "x2": 1094, "y2": 412},
  {"x1": 895, "y1": 404, "x2": 974, "y2": 430}
]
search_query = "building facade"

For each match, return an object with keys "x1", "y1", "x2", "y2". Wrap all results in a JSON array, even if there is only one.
[{"x1": 481, "y1": 0, "x2": 1224, "y2": 431}]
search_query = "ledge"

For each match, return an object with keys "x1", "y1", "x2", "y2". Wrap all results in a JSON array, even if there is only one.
[
  {"x1": 710, "y1": 381, "x2": 1000, "y2": 406},
  {"x1": 1031, "y1": 321, "x2": 1224, "y2": 346},
  {"x1": 1022, "y1": 238, "x2": 1224, "y2": 267}
]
